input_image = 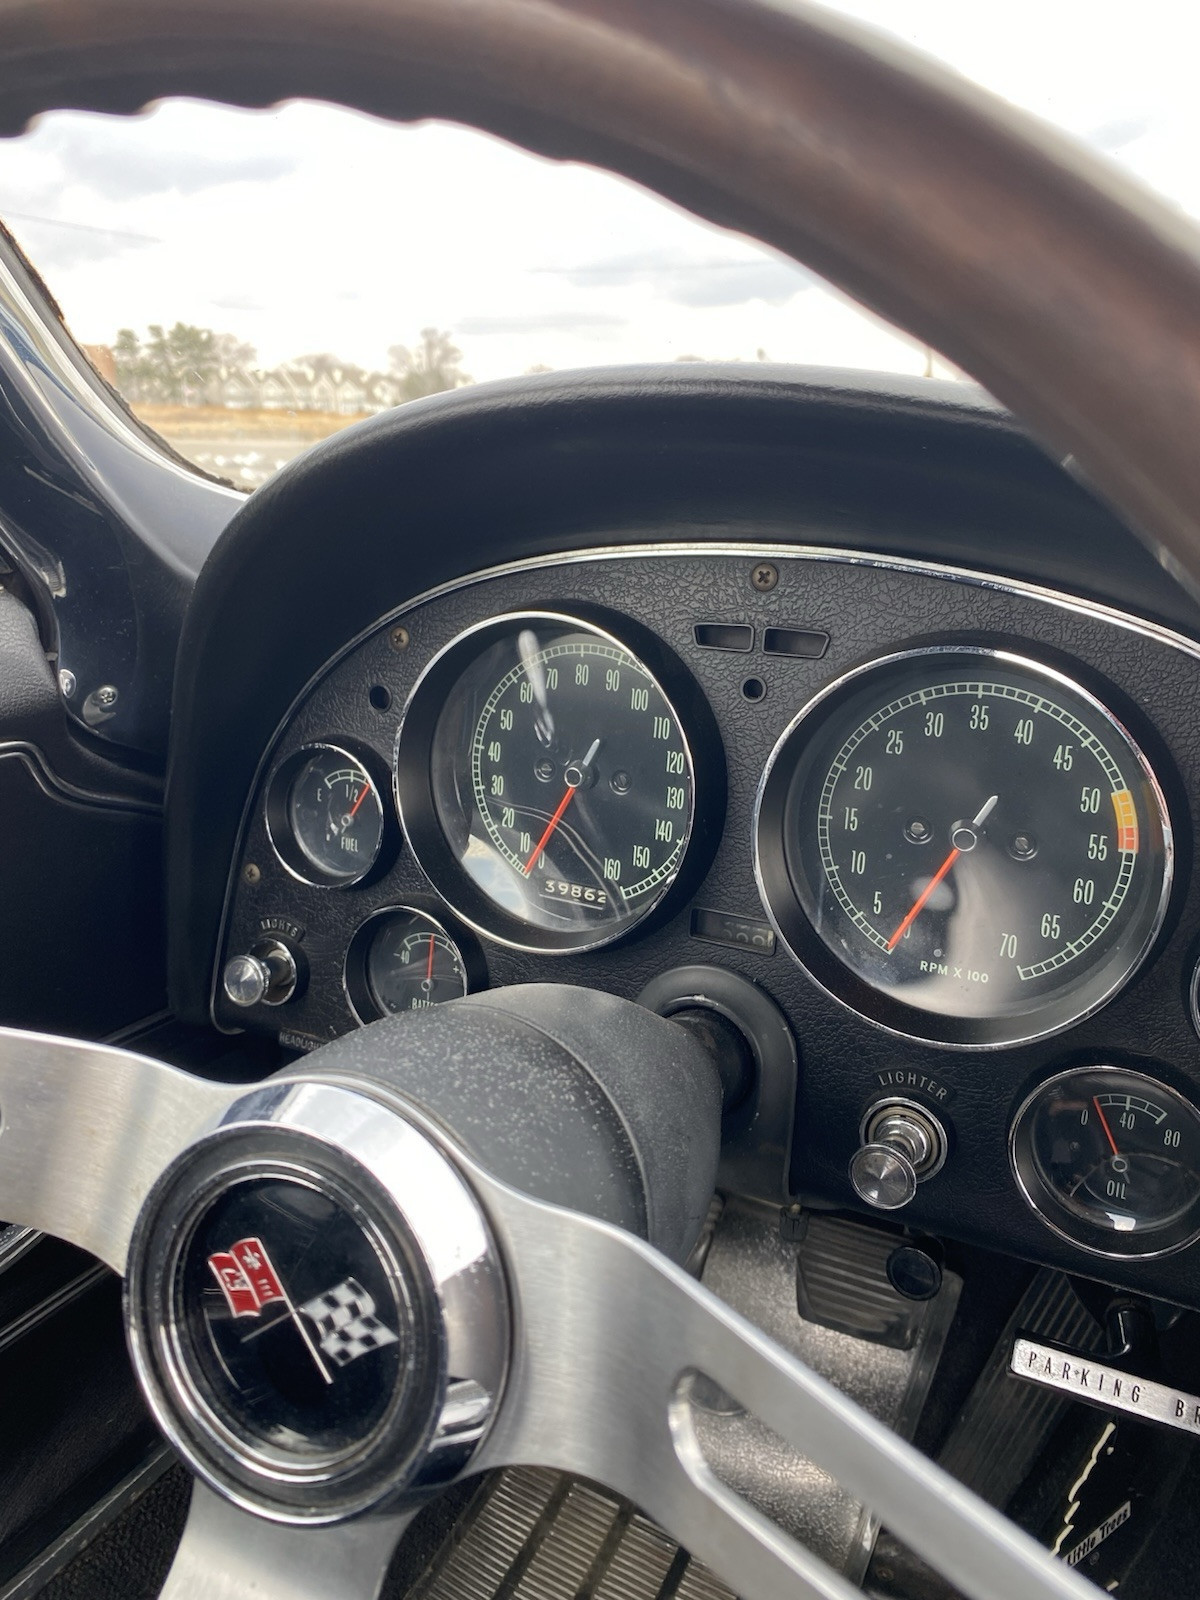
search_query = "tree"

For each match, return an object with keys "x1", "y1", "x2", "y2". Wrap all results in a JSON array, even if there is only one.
[
  {"x1": 110, "y1": 324, "x2": 258, "y2": 404},
  {"x1": 142, "y1": 323, "x2": 222, "y2": 403},
  {"x1": 387, "y1": 328, "x2": 471, "y2": 401},
  {"x1": 113, "y1": 328, "x2": 153, "y2": 400},
  {"x1": 213, "y1": 332, "x2": 257, "y2": 371}
]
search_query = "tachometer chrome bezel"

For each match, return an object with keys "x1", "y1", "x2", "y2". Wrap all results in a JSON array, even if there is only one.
[{"x1": 752, "y1": 645, "x2": 1175, "y2": 1051}]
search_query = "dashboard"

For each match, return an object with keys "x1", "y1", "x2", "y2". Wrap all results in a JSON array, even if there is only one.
[{"x1": 214, "y1": 538, "x2": 1200, "y2": 1306}]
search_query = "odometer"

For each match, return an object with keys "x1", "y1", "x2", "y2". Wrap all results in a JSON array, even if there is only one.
[
  {"x1": 397, "y1": 613, "x2": 698, "y2": 951},
  {"x1": 755, "y1": 649, "x2": 1172, "y2": 1046}
]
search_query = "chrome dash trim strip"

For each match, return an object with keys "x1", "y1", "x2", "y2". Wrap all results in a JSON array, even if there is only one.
[{"x1": 211, "y1": 538, "x2": 1200, "y2": 1025}]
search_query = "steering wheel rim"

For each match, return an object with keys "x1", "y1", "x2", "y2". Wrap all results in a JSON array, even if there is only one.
[
  {"x1": 0, "y1": 5, "x2": 1191, "y2": 1597},
  {"x1": 2, "y1": 0, "x2": 1200, "y2": 581}
]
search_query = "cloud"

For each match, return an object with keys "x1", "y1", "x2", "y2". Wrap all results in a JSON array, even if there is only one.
[
  {"x1": 543, "y1": 251, "x2": 816, "y2": 307},
  {"x1": 211, "y1": 293, "x2": 267, "y2": 314},
  {"x1": 459, "y1": 309, "x2": 627, "y2": 336},
  {"x1": 1087, "y1": 114, "x2": 1155, "y2": 153},
  {"x1": 36, "y1": 118, "x2": 298, "y2": 202},
  {"x1": 5, "y1": 214, "x2": 155, "y2": 273}
]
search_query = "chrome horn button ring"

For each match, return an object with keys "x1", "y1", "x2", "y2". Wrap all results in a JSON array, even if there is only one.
[{"x1": 125, "y1": 1082, "x2": 509, "y2": 1523}]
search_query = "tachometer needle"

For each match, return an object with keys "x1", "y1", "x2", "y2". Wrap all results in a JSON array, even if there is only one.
[
  {"x1": 1093, "y1": 1096, "x2": 1121, "y2": 1157},
  {"x1": 887, "y1": 795, "x2": 998, "y2": 951},
  {"x1": 522, "y1": 738, "x2": 601, "y2": 875}
]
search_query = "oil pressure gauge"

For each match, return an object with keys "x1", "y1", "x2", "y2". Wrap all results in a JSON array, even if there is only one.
[{"x1": 1011, "y1": 1065, "x2": 1200, "y2": 1257}]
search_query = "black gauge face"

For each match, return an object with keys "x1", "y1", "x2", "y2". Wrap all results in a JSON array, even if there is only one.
[
  {"x1": 177, "y1": 1176, "x2": 408, "y2": 1460},
  {"x1": 1012, "y1": 1067, "x2": 1200, "y2": 1256},
  {"x1": 399, "y1": 615, "x2": 697, "y2": 950},
  {"x1": 270, "y1": 746, "x2": 384, "y2": 886},
  {"x1": 756, "y1": 650, "x2": 1172, "y2": 1046},
  {"x1": 345, "y1": 908, "x2": 469, "y2": 1020}
]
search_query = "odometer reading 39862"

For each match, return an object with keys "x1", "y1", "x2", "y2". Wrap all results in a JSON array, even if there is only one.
[
  {"x1": 755, "y1": 650, "x2": 1172, "y2": 1046},
  {"x1": 398, "y1": 614, "x2": 697, "y2": 951}
]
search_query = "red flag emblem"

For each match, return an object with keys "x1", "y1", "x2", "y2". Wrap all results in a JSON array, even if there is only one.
[
  {"x1": 230, "y1": 1237, "x2": 286, "y2": 1308},
  {"x1": 207, "y1": 1251, "x2": 261, "y2": 1317},
  {"x1": 207, "y1": 1237, "x2": 287, "y2": 1317}
]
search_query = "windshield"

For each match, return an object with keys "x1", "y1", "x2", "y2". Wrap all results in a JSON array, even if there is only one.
[{"x1": 3, "y1": 1, "x2": 1194, "y2": 490}]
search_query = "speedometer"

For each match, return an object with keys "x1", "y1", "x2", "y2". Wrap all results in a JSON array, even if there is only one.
[
  {"x1": 396, "y1": 613, "x2": 705, "y2": 952},
  {"x1": 755, "y1": 648, "x2": 1172, "y2": 1046}
]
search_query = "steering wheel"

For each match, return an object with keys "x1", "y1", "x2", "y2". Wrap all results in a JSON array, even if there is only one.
[{"x1": 0, "y1": 2, "x2": 1196, "y2": 1597}]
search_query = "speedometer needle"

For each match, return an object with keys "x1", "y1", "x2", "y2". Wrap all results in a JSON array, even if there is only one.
[
  {"x1": 522, "y1": 738, "x2": 600, "y2": 875},
  {"x1": 887, "y1": 795, "x2": 998, "y2": 951}
]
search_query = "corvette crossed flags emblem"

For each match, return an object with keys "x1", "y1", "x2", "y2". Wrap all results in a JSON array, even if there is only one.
[{"x1": 207, "y1": 1236, "x2": 398, "y2": 1375}]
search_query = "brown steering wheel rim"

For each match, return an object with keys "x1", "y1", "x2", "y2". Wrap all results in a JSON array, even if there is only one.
[{"x1": 4, "y1": 0, "x2": 1200, "y2": 584}]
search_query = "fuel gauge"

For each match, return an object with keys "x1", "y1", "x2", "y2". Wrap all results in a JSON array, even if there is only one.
[
  {"x1": 1011, "y1": 1065, "x2": 1200, "y2": 1257},
  {"x1": 266, "y1": 744, "x2": 386, "y2": 887},
  {"x1": 345, "y1": 908, "x2": 475, "y2": 1022}
]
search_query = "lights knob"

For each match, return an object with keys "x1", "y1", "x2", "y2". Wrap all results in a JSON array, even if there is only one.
[
  {"x1": 849, "y1": 1099, "x2": 947, "y2": 1212},
  {"x1": 222, "y1": 939, "x2": 299, "y2": 1008}
]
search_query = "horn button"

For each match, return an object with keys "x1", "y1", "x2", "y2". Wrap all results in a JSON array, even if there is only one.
[
  {"x1": 125, "y1": 1083, "x2": 509, "y2": 1522},
  {"x1": 180, "y1": 1174, "x2": 411, "y2": 1459}
]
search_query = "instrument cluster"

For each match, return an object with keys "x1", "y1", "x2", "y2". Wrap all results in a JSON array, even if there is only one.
[{"x1": 215, "y1": 546, "x2": 1200, "y2": 1298}]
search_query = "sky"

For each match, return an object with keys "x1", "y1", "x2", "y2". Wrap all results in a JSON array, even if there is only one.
[{"x1": 2, "y1": 0, "x2": 1198, "y2": 386}]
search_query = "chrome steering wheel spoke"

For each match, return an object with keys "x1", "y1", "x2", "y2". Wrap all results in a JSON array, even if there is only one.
[
  {"x1": 160, "y1": 1482, "x2": 414, "y2": 1600},
  {"x1": 0, "y1": 1028, "x2": 238, "y2": 1271},
  {"x1": 471, "y1": 1168, "x2": 1095, "y2": 1600}
]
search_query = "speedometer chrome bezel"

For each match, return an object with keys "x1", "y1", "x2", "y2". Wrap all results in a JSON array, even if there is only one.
[
  {"x1": 394, "y1": 609, "x2": 716, "y2": 955},
  {"x1": 752, "y1": 645, "x2": 1174, "y2": 1050}
]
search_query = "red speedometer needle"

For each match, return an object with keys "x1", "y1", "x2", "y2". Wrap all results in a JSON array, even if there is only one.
[
  {"x1": 1093, "y1": 1096, "x2": 1121, "y2": 1157},
  {"x1": 524, "y1": 785, "x2": 576, "y2": 874},
  {"x1": 522, "y1": 737, "x2": 600, "y2": 876},
  {"x1": 886, "y1": 794, "x2": 998, "y2": 951}
]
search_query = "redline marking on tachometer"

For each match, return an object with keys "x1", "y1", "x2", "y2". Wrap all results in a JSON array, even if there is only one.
[{"x1": 1113, "y1": 788, "x2": 1139, "y2": 853}]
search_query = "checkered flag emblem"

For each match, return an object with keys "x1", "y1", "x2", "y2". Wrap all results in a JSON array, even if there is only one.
[{"x1": 298, "y1": 1277, "x2": 399, "y2": 1368}]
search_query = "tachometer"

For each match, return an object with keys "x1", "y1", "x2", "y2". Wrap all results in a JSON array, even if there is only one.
[
  {"x1": 754, "y1": 649, "x2": 1172, "y2": 1046},
  {"x1": 396, "y1": 613, "x2": 700, "y2": 951}
]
